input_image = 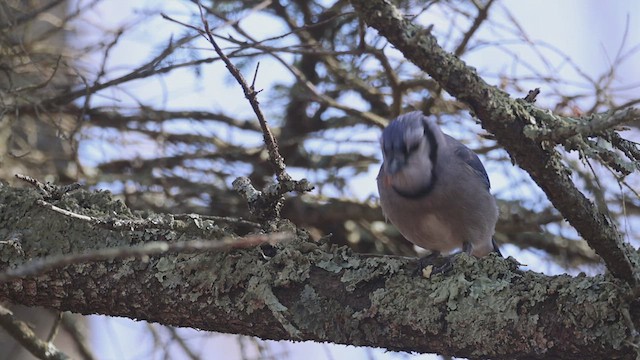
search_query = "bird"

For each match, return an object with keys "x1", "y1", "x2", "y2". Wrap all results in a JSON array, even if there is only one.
[{"x1": 377, "y1": 111, "x2": 500, "y2": 272}]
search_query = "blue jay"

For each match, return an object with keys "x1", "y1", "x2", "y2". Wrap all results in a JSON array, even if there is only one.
[{"x1": 377, "y1": 111, "x2": 500, "y2": 272}]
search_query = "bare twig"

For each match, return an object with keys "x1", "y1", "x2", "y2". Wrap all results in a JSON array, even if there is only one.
[
  {"x1": 46, "y1": 312, "x2": 63, "y2": 343},
  {"x1": 210, "y1": 37, "x2": 388, "y2": 126},
  {"x1": 167, "y1": 327, "x2": 200, "y2": 360},
  {"x1": 214, "y1": 7, "x2": 388, "y2": 127},
  {"x1": 453, "y1": 0, "x2": 496, "y2": 57},
  {"x1": 173, "y1": 213, "x2": 261, "y2": 228},
  {"x1": 0, "y1": 305, "x2": 70, "y2": 360},
  {"x1": 36, "y1": 199, "x2": 94, "y2": 222},
  {"x1": 15, "y1": 174, "x2": 81, "y2": 200},
  {"x1": 0, "y1": 232, "x2": 293, "y2": 283},
  {"x1": 162, "y1": 4, "x2": 315, "y2": 222},
  {"x1": 15, "y1": 174, "x2": 52, "y2": 195},
  {"x1": 196, "y1": 3, "x2": 290, "y2": 183},
  {"x1": 43, "y1": 33, "x2": 198, "y2": 107},
  {"x1": 60, "y1": 314, "x2": 97, "y2": 360},
  {"x1": 251, "y1": 62, "x2": 261, "y2": 90},
  {"x1": 35, "y1": 196, "x2": 262, "y2": 233},
  {"x1": 0, "y1": 231, "x2": 24, "y2": 256},
  {"x1": 524, "y1": 88, "x2": 540, "y2": 103}
]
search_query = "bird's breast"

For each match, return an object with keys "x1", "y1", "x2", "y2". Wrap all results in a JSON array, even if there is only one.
[
  {"x1": 378, "y1": 184, "x2": 461, "y2": 253},
  {"x1": 395, "y1": 211, "x2": 459, "y2": 253}
]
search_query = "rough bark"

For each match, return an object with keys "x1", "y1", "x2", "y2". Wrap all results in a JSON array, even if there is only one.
[{"x1": 0, "y1": 185, "x2": 638, "y2": 359}]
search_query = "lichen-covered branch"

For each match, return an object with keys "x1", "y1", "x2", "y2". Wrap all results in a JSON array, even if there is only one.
[
  {"x1": 232, "y1": 176, "x2": 314, "y2": 223},
  {"x1": 0, "y1": 231, "x2": 291, "y2": 283},
  {"x1": 0, "y1": 185, "x2": 638, "y2": 359},
  {"x1": 524, "y1": 107, "x2": 640, "y2": 144},
  {"x1": 349, "y1": 0, "x2": 639, "y2": 284}
]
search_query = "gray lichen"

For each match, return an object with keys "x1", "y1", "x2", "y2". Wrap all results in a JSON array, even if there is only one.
[{"x1": 1, "y1": 182, "x2": 638, "y2": 359}]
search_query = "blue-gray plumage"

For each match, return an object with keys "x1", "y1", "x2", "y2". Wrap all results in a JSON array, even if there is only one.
[{"x1": 377, "y1": 111, "x2": 499, "y2": 259}]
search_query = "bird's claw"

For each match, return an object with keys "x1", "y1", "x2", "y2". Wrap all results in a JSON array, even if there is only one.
[{"x1": 416, "y1": 252, "x2": 454, "y2": 278}]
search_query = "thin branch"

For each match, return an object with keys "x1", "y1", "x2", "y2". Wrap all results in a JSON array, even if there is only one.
[
  {"x1": 212, "y1": 15, "x2": 389, "y2": 127},
  {"x1": 523, "y1": 88, "x2": 540, "y2": 103},
  {"x1": 195, "y1": 3, "x2": 291, "y2": 183},
  {"x1": 42, "y1": 34, "x2": 199, "y2": 107},
  {"x1": 214, "y1": 30, "x2": 388, "y2": 127},
  {"x1": 0, "y1": 232, "x2": 292, "y2": 283},
  {"x1": 84, "y1": 107, "x2": 262, "y2": 132},
  {"x1": 161, "y1": 4, "x2": 315, "y2": 222},
  {"x1": 453, "y1": 0, "x2": 495, "y2": 57},
  {"x1": 15, "y1": 174, "x2": 81, "y2": 200},
  {"x1": 0, "y1": 305, "x2": 70, "y2": 360},
  {"x1": 36, "y1": 197, "x2": 262, "y2": 232},
  {"x1": 174, "y1": 214, "x2": 261, "y2": 228},
  {"x1": 609, "y1": 132, "x2": 640, "y2": 163},
  {"x1": 60, "y1": 314, "x2": 97, "y2": 360},
  {"x1": 36, "y1": 199, "x2": 94, "y2": 223},
  {"x1": 46, "y1": 312, "x2": 63, "y2": 342},
  {"x1": 13, "y1": 56, "x2": 63, "y2": 94},
  {"x1": 167, "y1": 327, "x2": 200, "y2": 360},
  {"x1": 251, "y1": 62, "x2": 261, "y2": 89},
  {"x1": 525, "y1": 107, "x2": 640, "y2": 143}
]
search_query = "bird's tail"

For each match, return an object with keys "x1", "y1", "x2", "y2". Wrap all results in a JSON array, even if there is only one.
[{"x1": 491, "y1": 238, "x2": 503, "y2": 257}]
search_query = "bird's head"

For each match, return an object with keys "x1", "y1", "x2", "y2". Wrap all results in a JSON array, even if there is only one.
[{"x1": 379, "y1": 112, "x2": 441, "y2": 196}]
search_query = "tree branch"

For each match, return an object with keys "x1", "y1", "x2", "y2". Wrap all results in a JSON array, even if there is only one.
[
  {"x1": 349, "y1": 0, "x2": 640, "y2": 284},
  {"x1": 0, "y1": 305, "x2": 70, "y2": 360},
  {"x1": 453, "y1": 0, "x2": 496, "y2": 57},
  {"x1": 196, "y1": 4, "x2": 291, "y2": 184},
  {"x1": 0, "y1": 231, "x2": 291, "y2": 283},
  {"x1": 0, "y1": 185, "x2": 638, "y2": 359},
  {"x1": 524, "y1": 107, "x2": 640, "y2": 144}
]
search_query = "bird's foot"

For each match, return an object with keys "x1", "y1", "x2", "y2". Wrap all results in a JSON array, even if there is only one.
[{"x1": 415, "y1": 252, "x2": 454, "y2": 278}]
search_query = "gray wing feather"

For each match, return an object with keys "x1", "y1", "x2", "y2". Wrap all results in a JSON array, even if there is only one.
[{"x1": 449, "y1": 137, "x2": 491, "y2": 189}]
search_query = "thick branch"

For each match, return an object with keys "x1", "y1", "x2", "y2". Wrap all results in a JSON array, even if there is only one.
[
  {"x1": 0, "y1": 186, "x2": 638, "y2": 359},
  {"x1": 350, "y1": 0, "x2": 639, "y2": 284}
]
